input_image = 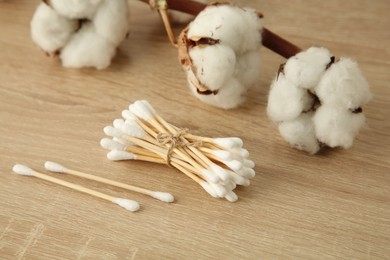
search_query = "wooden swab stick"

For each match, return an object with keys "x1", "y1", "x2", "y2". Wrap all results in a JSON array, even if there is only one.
[
  {"x1": 44, "y1": 162, "x2": 174, "y2": 203},
  {"x1": 12, "y1": 164, "x2": 140, "y2": 212}
]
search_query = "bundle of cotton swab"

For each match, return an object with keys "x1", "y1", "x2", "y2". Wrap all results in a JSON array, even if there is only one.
[
  {"x1": 177, "y1": 3, "x2": 262, "y2": 109},
  {"x1": 102, "y1": 100, "x2": 255, "y2": 202},
  {"x1": 267, "y1": 47, "x2": 372, "y2": 154},
  {"x1": 30, "y1": 0, "x2": 129, "y2": 69}
]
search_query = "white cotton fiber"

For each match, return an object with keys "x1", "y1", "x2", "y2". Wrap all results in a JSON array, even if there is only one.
[
  {"x1": 278, "y1": 112, "x2": 320, "y2": 154},
  {"x1": 31, "y1": 3, "x2": 78, "y2": 54},
  {"x1": 92, "y1": 0, "x2": 129, "y2": 45},
  {"x1": 267, "y1": 74, "x2": 315, "y2": 122},
  {"x1": 284, "y1": 47, "x2": 333, "y2": 89},
  {"x1": 315, "y1": 58, "x2": 372, "y2": 110},
  {"x1": 313, "y1": 105, "x2": 365, "y2": 149},
  {"x1": 189, "y1": 77, "x2": 247, "y2": 109},
  {"x1": 60, "y1": 23, "x2": 116, "y2": 70},
  {"x1": 234, "y1": 50, "x2": 261, "y2": 88},
  {"x1": 189, "y1": 44, "x2": 236, "y2": 91},
  {"x1": 49, "y1": 0, "x2": 103, "y2": 19},
  {"x1": 187, "y1": 5, "x2": 261, "y2": 53}
]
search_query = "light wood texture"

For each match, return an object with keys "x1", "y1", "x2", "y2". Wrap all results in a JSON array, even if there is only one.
[{"x1": 0, "y1": 0, "x2": 389, "y2": 259}]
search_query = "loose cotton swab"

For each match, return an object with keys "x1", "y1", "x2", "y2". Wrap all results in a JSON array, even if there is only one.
[
  {"x1": 12, "y1": 164, "x2": 140, "y2": 212},
  {"x1": 44, "y1": 161, "x2": 174, "y2": 203}
]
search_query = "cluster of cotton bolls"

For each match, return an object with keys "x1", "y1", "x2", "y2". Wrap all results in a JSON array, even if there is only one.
[
  {"x1": 30, "y1": 0, "x2": 129, "y2": 69},
  {"x1": 101, "y1": 100, "x2": 255, "y2": 202},
  {"x1": 178, "y1": 4, "x2": 262, "y2": 109},
  {"x1": 267, "y1": 47, "x2": 372, "y2": 154}
]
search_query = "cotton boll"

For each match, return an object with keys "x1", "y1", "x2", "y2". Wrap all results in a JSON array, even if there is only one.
[
  {"x1": 189, "y1": 44, "x2": 236, "y2": 91},
  {"x1": 93, "y1": 0, "x2": 129, "y2": 45},
  {"x1": 284, "y1": 47, "x2": 332, "y2": 89},
  {"x1": 187, "y1": 5, "x2": 261, "y2": 53},
  {"x1": 315, "y1": 58, "x2": 372, "y2": 110},
  {"x1": 234, "y1": 50, "x2": 261, "y2": 88},
  {"x1": 267, "y1": 74, "x2": 315, "y2": 122},
  {"x1": 278, "y1": 112, "x2": 320, "y2": 154},
  {"x1": 49, "y1": 0, "x2": 103, "y2": 19},
  {"x1": 189, "y1": 78, "x2": 246, "y2": 109},
  {"x1": 60, "y1": 23, "x2": 116, "y2": 70},
  {"x1": 31, "y1": 3, "x2": 79, "y2": 54},
  {"x1": 313, "y1": 105, "x2": 365, "y2": 149}
]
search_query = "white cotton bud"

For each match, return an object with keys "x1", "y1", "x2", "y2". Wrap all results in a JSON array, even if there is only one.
[
  {"x1": 313, "y1": 105, "x2": 365, "y2": 149},
  {"x1": 189, "y1": 44, "x2": 236, "y2": 91},
  {"x1": 267, "y1": 74, "x2": 315, "y2": 122},
  {"x1": 60, "y1": 23, "x2": 116, "y2": 70},
  {"x1": 283, "y1": 47, "x2": 333, "y2": 90},
  {"x1": 92, "y1": 0, "x2": 129, "y2": 45},
  {"x1": 49, "y1": 0, "x2": 103, "y2": 19},
  {"x1": 189, "y1": 77, "x2": 246, "y2": 109},
  {"x1": 315, "y1": 58, "x2": 372, "y2": 110},
  {"x1": 30, "y1": 3, "x2": 79, "y2": 54},
  {"x1": 187, "y1": 5, "x2": 261, "y2": 53},
  {"x1": 278, "y1": 112, "x2": 320, "y2": 154}
]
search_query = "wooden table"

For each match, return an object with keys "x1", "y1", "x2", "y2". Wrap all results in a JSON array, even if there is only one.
[{"x1": 1, "y1": 0, "x2": 389, "y2": 259}]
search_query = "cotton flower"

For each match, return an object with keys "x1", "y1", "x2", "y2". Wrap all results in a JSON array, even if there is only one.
[
  {"x1": 178, "y1": 4, "x2": 262, "y2": 109},
  {"x1": 267, "y1": 47, "x2": 371, "y2": 154},
  {"x1": 30, "y1": 0, "x2": 129, "y2": 69}
]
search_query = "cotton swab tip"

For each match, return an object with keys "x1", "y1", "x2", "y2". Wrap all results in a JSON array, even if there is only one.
[
  {"x1": 103, "y1": 126, "x2": 123, "y2": 138},
  {"x1": 129, "y1": 103, "x2": 153, "y2": 121},
  {"x1": 44, "y1": 161, "x2": 66, "y2": 173},
  {"x1": 100, "y1": 138, "x2": 125, "y2": 151},
  {"x1": 213, "y1": 138, "x2": 242, "y2": 149},
  {"x1": 151, "y1": 192, "x2": 174, "y2": 203},
  {"x1": 225, "y1": 191, "x2": 238, "y2": 202},
  {"x1": 209, "y1": 183, "x2": 228, "y2": 197},
  {"x1": 121, "y1": 124, "x2": 145, "y2": 139},
  {"x1": 201, "y1": 169, "x2": 219, "y2": 183},
  {"x1": 243, "y1": 159, "x2": 255, "y2": 169},
  {"x1": 140, "y1": 100, "x2": 156, "y2": 114},
  {"x1": 200, "y1": 181, "x2": 218, "y2": 198},
  {"x1": 113, "y1": 198, "x2": 140, "y2": 212},
  {"x1": 107, "y1": 150, "x2": 136, "y2": 161},
  {"x1": 212, "y1": 150, "x2": 232, "y2": 161},
  {"x1": 113, "y1": 119, "x2": 125, "y2": 129},
  {"x1": 12, "y1": 164, "x2": 35, "y2": 176},
  {"x1": 210, "y1": 164, "x2": 230, "y2": 182},
  {"x1": 224, "y1": 160, "x2": 243, "y2": 171},
  {"x1": 121, "y1": 110, "x2": 137, "y2": 120}
]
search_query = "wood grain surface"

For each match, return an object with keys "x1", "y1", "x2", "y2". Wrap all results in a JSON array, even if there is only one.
[{"x1": 1, "y1": 0, "x2": 389, "y2": 259}]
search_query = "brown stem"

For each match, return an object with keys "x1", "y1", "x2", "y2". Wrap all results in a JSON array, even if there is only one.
[
  {"x1": 140, "y1": 0, "x2": 302, "y2": 58},
  {"x1": 262, "y1": 28, "x2": 302, "y2": 59}
]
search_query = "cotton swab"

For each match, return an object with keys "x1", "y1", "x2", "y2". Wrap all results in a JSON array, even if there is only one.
[
  {"x1": 12, "y1": 164, "x2": 140, "y2": 212},
  {"x1": 44, "y1": 161, "x2": 174, "y2": 203}
]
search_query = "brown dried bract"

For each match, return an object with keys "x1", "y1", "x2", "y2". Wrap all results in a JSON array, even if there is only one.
[
  {"x1": 178, "y1": 26, "x2": 220, "y2": 94},
  {"x1": 42, "y1": 0, "x2": 51, "y2": 7}
]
